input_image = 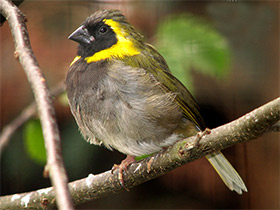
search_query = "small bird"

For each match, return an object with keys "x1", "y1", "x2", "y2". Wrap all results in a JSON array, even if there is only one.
[{"x1": 66, "y1": 9, "x2": 247, "y2": 194}]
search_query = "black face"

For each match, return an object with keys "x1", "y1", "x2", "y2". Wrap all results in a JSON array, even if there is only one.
[{"x1": 69, "y1": 20, "x2": 118, "y2": 58}]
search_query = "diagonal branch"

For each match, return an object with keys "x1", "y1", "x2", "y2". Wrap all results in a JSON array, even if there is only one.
[
  {"x1": 0, "y1": 1, "x2": 73, "y2": 210},
  {"x1": 0, "y1": 97, "x2": 279, "y2": 209},
  {"x1": 0, "y1": 81, "x2": 65, "y2": 153}
]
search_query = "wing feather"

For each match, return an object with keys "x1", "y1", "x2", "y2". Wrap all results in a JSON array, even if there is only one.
[{"x1": 124, "y1": 43, "x2": 205, "y2": 129}]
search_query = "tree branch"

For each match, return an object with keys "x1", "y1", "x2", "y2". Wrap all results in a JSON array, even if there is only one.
[
  {"x1": 0, "y1": 1, "x2": 73, "y2": 210},
  {"x1": 0, "y1": 97, "x2": 279, "y2": 209},
  {"x1": 0, "y1": 81, "x2": 65, "y2": 154}
]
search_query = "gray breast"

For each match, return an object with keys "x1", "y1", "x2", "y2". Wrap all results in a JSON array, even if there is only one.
[{"x1": 66, "y1": 59, "x2": 183, "y2": 156}]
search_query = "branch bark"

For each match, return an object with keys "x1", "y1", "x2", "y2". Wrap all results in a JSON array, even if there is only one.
[
  {"x1": 0, "y1": 1, "x2": 73, "y2": 210},
  {"x1": 0, "y1": 97, "x2": 279, "y2": 210}
]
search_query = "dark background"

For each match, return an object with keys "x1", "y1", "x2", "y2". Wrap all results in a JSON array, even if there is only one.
[{"x1": 1, "y1": 1, "x2": 279, "y2": 209}]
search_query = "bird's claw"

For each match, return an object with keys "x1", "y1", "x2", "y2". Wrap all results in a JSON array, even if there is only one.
[{"x1": 111, "y1": 155, "x2": 135, "y2": 191}]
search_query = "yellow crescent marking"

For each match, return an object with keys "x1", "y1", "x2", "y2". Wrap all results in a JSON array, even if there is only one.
[
  {"x1": 70, "y1": 56, "x2": 81, "y2": 66},
  {"x1": 85, "y1": 19, "x2": 140, "y2": 63}
]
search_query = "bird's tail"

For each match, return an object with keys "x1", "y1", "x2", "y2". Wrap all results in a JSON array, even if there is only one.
[{"x1": 206, "y1": 151, "x2": 247, "y2": 194}]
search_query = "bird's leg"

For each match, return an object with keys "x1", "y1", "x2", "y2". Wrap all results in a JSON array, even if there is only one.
[{"x1": 111, "y1": 155, "x2": 135, "y2": 191}]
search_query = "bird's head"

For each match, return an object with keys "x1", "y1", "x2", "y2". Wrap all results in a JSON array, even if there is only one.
[{"x1": 68, "y1": 9, "x2": 143, "y2": 63}]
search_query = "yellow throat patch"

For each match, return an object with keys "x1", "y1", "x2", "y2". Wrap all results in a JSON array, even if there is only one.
[{"x1": 85, "y1": 19, "x2": 140, "y2": 63}]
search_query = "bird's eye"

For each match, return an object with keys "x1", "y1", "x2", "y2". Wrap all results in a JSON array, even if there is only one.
[{"x1": 99, "y1": 26, "x2": 108, "y2": 34}]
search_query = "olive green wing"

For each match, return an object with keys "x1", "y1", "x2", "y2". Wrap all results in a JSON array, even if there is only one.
[
  {"x1": 160, "y1": 70, "x2": 205, "y2": 130},
  {"x1": 126, "y1": 43, "x2": 205, "y2": 130}
]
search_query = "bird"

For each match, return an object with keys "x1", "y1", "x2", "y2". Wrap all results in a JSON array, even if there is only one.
[{"x1": 66, "y1": 9, "x2": 247, "y2": 194}]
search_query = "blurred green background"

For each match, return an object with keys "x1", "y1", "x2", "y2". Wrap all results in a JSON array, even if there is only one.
[{"x1": 1, "y1": 1, "x2": 279, "y2": 209}]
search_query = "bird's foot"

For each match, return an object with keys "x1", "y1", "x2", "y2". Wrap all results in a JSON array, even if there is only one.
[
  {"x1": 111, "y1": 155, "x2": 135, "y2": 191},
  {"x1": 194, "y1": 128, "x2": 211, "y2": 147},
  {"x1": 185, "y1": 128, "x2": 211, "y2": 151}
]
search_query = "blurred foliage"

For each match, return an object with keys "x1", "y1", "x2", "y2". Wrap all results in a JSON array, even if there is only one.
[
  {"x1": 58, "y1": 92, "x2": 69, "y2": 106},
  {"x1": 155, "y1": 14, "x2": 231, "y2": 91},
  {"x1": 23, "y1": 119, "x2": 46, "y2": 165},
  {"x1": 135, "y1": 154, "x2": 151, "y2": 161}
]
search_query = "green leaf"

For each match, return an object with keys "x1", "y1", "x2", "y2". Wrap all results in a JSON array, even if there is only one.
[
  {"x1": 135, "y1": 154, "x2": 152, "y2": 161},
  {"x1": 155, "y1": 14, "x2": 231, "y2": 91},
  {"x1": 58, "y1": 92, "x2": 69, "y2": 106},
  {"x1": 23, "y1": 119, "x2": 46, "y2": 165}
]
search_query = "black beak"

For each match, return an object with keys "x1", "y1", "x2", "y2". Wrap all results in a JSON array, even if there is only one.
[{"x1": 68, "y1": 26, "x2": 95, "y2": 45}]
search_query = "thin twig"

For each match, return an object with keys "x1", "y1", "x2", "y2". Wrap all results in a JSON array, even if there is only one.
[
  {"x1": 0, "y1": 82, "x2": 65, "y2": 154},
  {"x1": 0, "y1": 1, "x2": 73, "y2": 210},
  {"x1": 0, "y1": 97, "x2": 279, "y2": 209}
]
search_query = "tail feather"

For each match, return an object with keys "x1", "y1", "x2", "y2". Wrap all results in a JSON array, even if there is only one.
[{"x1": 206, "y1": 151, "x2": 247, "y2": 194}]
